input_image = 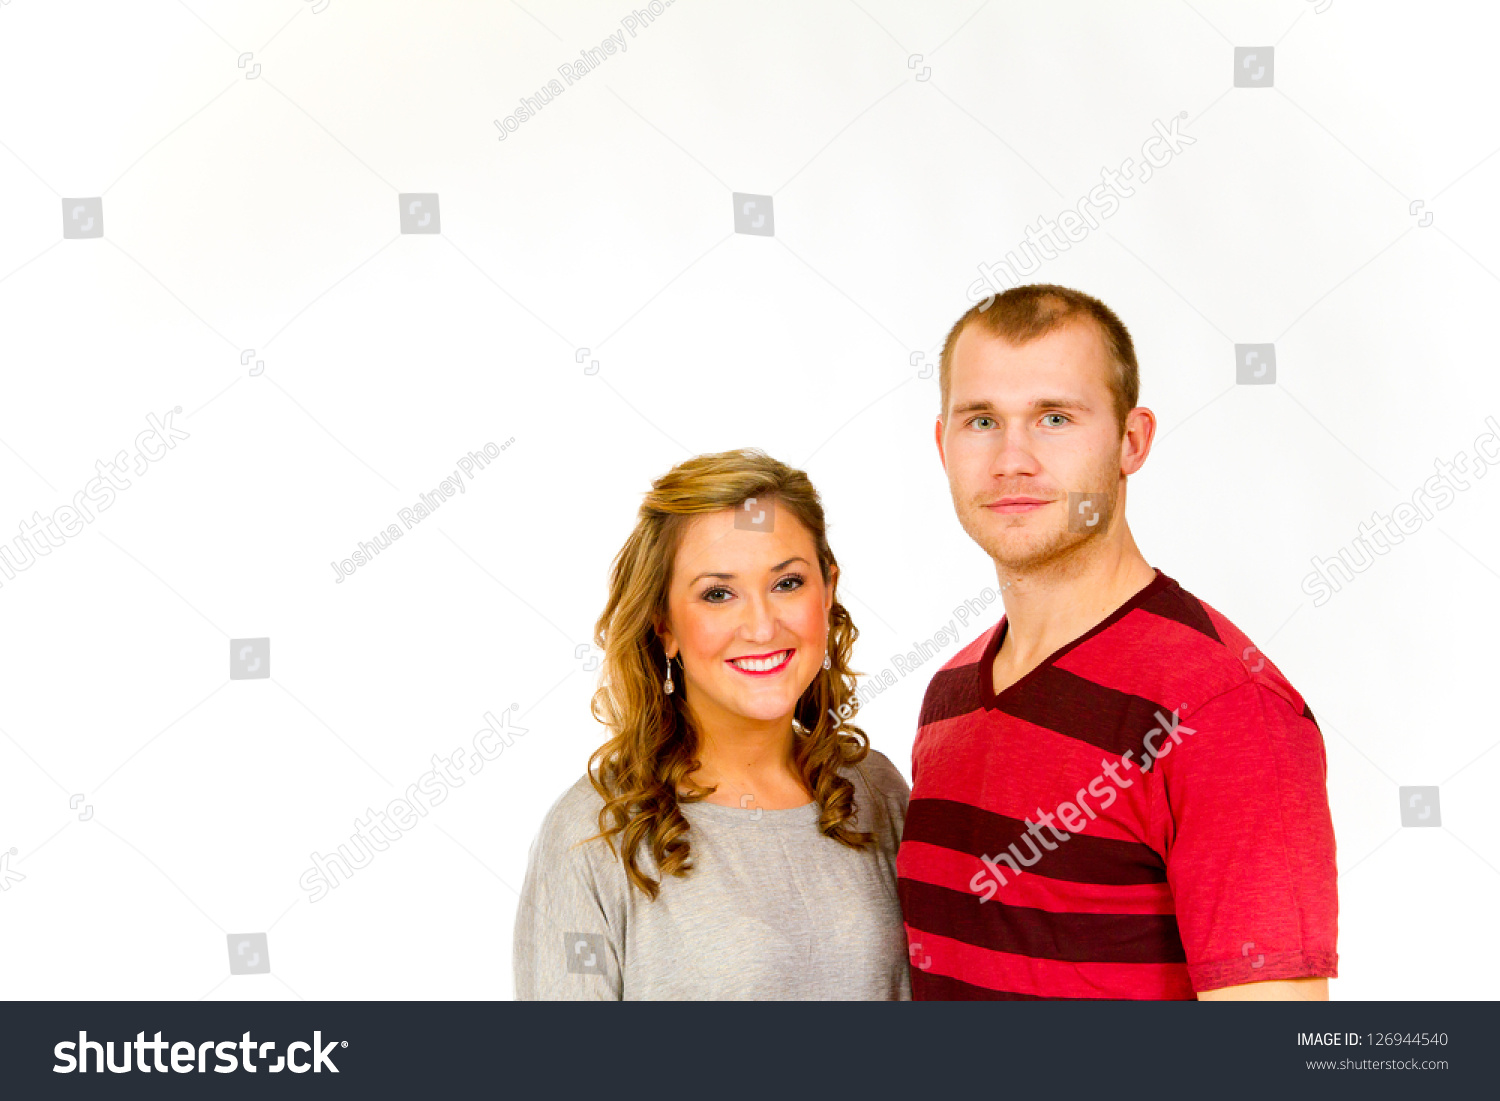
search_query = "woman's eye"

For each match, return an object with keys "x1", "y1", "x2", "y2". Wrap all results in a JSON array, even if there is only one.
[
  {"x1": 775, "y1": 574, "x2": 805, "y2": 592},
  {"x1": 704, "y1": 587, "x2": 731, "y2": 603}
]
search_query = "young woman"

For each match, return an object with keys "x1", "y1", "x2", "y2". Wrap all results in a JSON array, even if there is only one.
[{"x1": 513, "y1": 449, "x2": 910, "y2": 999}]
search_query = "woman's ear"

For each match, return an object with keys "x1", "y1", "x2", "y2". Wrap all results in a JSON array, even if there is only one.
[
  {"x1": 653, "y1": 617, "x2": 677, "y2": 660},
  {"x1": 824, "y1": 562, "x2": 839, "y2": 615}
]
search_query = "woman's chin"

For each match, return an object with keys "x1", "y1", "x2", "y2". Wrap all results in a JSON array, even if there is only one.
[
  {"x1": 690, "y1": 665, "x2": 819, "y2": 726},
  {"x1": 734, "y1": 703, "x2": 799, "y2": 725},
  {"x1": 718, "y1": 688, "x2": 810, "y2": 726}
]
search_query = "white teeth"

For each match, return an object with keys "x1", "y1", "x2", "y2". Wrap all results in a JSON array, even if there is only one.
[{"x1": 731, "y1": 650, "x2": 789, "y2": 672}]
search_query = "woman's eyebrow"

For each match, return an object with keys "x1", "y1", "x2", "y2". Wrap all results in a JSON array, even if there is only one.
[{"x1": 690, "y1": 556, "x2": 809, "y2": 584}]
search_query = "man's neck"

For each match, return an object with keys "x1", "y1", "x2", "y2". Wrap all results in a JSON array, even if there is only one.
[{"x1": 994, "y1": 542, "x2": 1157, "y2": 674}]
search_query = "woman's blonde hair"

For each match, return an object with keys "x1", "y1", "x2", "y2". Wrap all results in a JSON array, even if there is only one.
[{"x1": 585, "y1": 448, "x2": 872, "y2": 899}]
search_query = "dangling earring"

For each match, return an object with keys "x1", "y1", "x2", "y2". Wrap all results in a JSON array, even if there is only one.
[
  {"x1": 823, "y1": 652, "x2": 831, "y2": 670},
  {"x1": 664, "y1": 654, "x2": 675, "y2": 695}
]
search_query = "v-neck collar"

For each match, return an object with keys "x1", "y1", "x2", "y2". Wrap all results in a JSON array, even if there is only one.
[{"x1": 976, "y1": 567, "x2": 1172, "y2": 708}]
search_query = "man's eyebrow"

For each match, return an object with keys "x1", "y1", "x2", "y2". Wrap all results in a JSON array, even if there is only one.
[
  {"x1": 690, "y1": 556, "x2": 809, "y2": 584},
  {"x1": 950, "y1": 397, "x2": 1092, "y2": 415}
]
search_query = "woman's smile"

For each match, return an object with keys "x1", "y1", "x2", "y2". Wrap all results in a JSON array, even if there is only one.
[{"x1": 725, "y1": 648, "x2": 795, "y2": 676}]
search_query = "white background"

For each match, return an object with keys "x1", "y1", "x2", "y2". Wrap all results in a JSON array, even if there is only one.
[{"x1": 0, "y1": 0, "x2": 1496, "y2": 1001}]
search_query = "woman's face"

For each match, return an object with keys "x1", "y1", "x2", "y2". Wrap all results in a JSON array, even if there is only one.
[{"x1": 656, "y1": 502, "x2": 836, "y2": 734}]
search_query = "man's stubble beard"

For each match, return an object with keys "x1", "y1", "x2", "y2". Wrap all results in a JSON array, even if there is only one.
[{"x1": 950, "y1": 450, "x2": 1123, "y2": 577}]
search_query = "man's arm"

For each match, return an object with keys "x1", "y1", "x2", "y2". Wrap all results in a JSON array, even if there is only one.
[
  {"x1": 1199, "y1": 977, "x2": 1328, "y2": 1001},
  {"x1": 1154, "y1": 681, "x2": 1340, "y2": 998}
]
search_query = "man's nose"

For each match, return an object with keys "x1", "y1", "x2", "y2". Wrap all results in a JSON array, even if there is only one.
[{"x1": 989, "y1": 422, "x2": 1040, "y2": 476}]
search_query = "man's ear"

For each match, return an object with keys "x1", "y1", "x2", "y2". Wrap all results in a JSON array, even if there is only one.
[
  {"x1": 1120, "y1": 406, "x2": 1156, "y2": 476},
  {"x1": 934, "y1": 416, "x2": 947, "y2": 472}
]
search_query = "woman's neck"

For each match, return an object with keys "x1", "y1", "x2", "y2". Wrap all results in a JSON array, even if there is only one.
[{"x1": 683, "y1": 711, "x2": 812, "y2": 809}]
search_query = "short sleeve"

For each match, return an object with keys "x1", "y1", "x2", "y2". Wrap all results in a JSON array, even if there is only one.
[
  {"x1": 1150, "y1": 681, "x2": 1338, "y2": 993},
  {"x1": 512, "y1": 783, "x2": 624, "y2": 1000}
]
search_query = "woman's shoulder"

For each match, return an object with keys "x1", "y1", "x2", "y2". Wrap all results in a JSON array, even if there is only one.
[
  {"x1": 845, "y1": 746, "x2": 910, "y2": 844},
  {"x1": 849, "y1": 746, "x2": 911, "y2": 801},
  {"x1": 531, "y1": 772, "x2": 611, "y2": 854}
]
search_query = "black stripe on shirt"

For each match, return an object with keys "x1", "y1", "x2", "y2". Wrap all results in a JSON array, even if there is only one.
[
  {"x1": 903, "y1": 798, "x2": 1167, "y2": 885},
  {"x1": 899, "y1": 878, "x2": 1187, "y2": 965}
]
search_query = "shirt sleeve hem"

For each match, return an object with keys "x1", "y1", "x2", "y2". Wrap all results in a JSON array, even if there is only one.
[{"x1": 1190, "y1": 949, "x2": 1338, "y2": 993}]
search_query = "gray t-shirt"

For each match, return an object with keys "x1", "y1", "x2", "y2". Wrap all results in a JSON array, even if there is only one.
[{"x1": 512, "y1": 748, "x2": 911, "y2": 1000}]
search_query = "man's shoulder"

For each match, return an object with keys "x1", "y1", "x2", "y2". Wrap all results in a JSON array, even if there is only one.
[
  {"x1": 937, "y1": 619, "x2": 1001, "y2": 674},
  {"x1": 914, "y1": 620, "x2": 1001, "y2": 730},
  {"x1": 1119, "y1": 572, "x2": 1314, "y2": 722}
]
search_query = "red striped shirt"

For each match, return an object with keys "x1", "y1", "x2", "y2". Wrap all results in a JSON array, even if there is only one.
[{"x1": 896, "y1": 568, "x2": 1338, "y2": 999}]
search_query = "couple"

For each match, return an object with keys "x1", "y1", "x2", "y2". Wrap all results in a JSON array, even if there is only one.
[{"x1": 513, "y1": 284, "x2": 1339, "y2": 1000}]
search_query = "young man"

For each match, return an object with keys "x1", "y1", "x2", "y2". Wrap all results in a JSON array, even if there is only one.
[{"x1": 896, "y1": 284, "x2": 1337, "y2": 1000}]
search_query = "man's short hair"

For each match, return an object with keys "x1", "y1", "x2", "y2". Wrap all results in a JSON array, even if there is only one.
[{"x1": 938, "y1": 284, "x2": 1140, "y2": 437}]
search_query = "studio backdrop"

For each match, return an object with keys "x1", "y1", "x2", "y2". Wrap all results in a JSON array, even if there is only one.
[{"x1": 0, "y1": 0, "x2": 1495, "y2": 1001}]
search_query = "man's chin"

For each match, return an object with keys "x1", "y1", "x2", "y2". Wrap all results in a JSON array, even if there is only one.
[
  {"x1": 969, "y1": 529, "x2": 1074, "y2": 575},
  {"x1": 958, "y1": 514, "x2": 1043, "y2": 558}
]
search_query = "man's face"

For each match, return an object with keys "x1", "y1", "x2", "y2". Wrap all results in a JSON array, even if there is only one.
[{"x1": 936, "y1": 319, "x2": 1127, "y2": 573}]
